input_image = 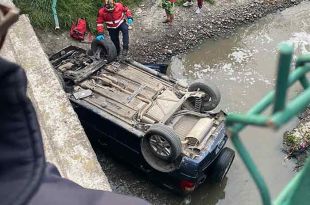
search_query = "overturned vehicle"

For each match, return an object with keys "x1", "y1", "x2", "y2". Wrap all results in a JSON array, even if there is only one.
[{"x1": 49, "y1": 39, "x2": 235, "y2": 194}]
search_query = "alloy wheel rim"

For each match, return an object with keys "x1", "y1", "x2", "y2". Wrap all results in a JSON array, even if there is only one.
[{"x1": 149, "y1": 135, "x2": 171, "y2": 158}]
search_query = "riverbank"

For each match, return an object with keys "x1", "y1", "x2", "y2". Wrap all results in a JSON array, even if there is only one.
[
  {"x1": 130, "y1": 0, "x2": 304, "y2": 63},
  {"x1": 283, "y1": 108, "x2": 310, "y2": 170},
  {"x1": 36, "y1": 0, "x2": 303, "y2": 63}
]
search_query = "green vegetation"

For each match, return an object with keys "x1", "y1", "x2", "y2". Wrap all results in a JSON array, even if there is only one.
[
  {"x1": 283, "y1": 129, "x2": 310, "y2": 170},
  {"x1": 13, "y1": 0, "x2": 142, "y2": 31},
  {"x1": 284, "y1": 131, "x2": 309, "y2": 152},
  {"x1": 14, "y1": 0, "x2": 215, "y2": 31}
]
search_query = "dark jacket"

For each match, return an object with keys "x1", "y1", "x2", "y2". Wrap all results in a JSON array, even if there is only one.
[{"x1": 0, "y1": 57, "x2": 150, "y2": 205}]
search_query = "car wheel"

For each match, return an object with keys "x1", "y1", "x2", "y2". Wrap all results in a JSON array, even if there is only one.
[
  {"x1": 209, "y1": 147, "x2": 235, "y2": 183},
  {"x1": 141, "y1": 124, "x2": 182, "y2": 173},
  {"x1": 188, "y1": 80, "x2": 221, "y2": 112},
  {"x1": 146, "y1": 124, "x2": 182, "y2": 161},
  {"x1": 55, "y1": 71, "x2": 73, "y2": 93},
  {"x1": 55, "y1": 71, "x2": 65, "y2": 88},
  {"x1": 90, "y1": 38, "x2": 117, "y2": 63}
]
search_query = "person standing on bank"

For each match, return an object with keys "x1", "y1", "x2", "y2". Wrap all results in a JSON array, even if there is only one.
[
  {"x1": 162, "y1": 0, "x2": 176, "y2": 24},
  {"x1": 183, "y1": 0, "x2": 203, "y2": 14},
  {"x1": 96, "y1": 0, "x2": 133, "y2": 57}
]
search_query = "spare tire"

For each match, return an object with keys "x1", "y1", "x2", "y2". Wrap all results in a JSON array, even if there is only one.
[
  {"x1": 90, "y1": 38, "x2": 117, "y2": 63},
  {"x1": 141, "y1": 124, "x2": 182, "y2": 173},
  {"x1": 209, "y1": 147, "x2": 235, "y2": 183},
  {"x1": 188, "y1": 80, "x2": 221, "y2": 112},
  {"x1": 55, "y1": 71, "x2": 73, "y2": 93}
]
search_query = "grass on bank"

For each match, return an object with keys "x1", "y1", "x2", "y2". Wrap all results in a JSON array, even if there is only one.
[
  {"x1": 13, "y1": 0, "x2": 142, "y2": 32},
  {"x1": 14, "y1": 0, "x2": 215, "y2": 31}
]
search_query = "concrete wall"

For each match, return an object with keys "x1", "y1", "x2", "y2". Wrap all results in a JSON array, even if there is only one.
[{"x1": 0, "y1": 0, "x2": 111, "y2": 191}]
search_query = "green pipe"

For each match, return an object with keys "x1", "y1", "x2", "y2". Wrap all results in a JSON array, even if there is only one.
[
  {"x1": 231, "y1": 132, "x2": 271, "y2": 205},
  {"x1": 52, "y1": 0, "x2": 60, "y2": 29},
  {"x1": 299, "y1": 76, "x2": 310, "y2": 89},
  {"x1": 226, "y1": 55, "x2": 310, "y2": 205},
  {"x1": 274, "y1": 170, "x2": 303, "y2": 205},
  {"x1": 295, "y1": 54, "x2": 310, "y2": 67},
  {"x1": 273, "y1": 44, "x2": 293, "y2": 113},
  {"x1": 274, "y1": 157, "x2": 310, "y2": 205},
  {"x1": 230, "y1": 65, "x2": 310, "y2": 133},
  {"x1": 271, "y1": 86, "x2": 310, "y2": 128},
  {"x1": 299, "y1": 64, "x2": 310, "y2": 89},
  {"x1": 226, "y1": 114, "x2": 269, "y2": 127},
  {"x1": 288, "y1": 66, "x2": 310, "y2": 86},
  {"x1": 230, "y1": 91, "x2": 274, "y2": 133}
]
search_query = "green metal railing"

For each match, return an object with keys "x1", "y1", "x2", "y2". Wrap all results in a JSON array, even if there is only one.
[
  {"x1": 52, "y1": 0, "x2": 60, "y2": 29},
  {"x1": 225, "y1": 43, "x2": 310, "y2": 205}
]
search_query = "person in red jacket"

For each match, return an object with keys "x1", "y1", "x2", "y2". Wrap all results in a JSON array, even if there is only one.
[{"x1": 96, "y1": 0, "x2": 133, "y2": 57}]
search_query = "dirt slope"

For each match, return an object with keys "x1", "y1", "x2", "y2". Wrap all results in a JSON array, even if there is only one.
[
  {"x1": 129, "y1": 0, "x2": 302, "y2": 63},
  {"x1": 37, "y1": 0, "x2": 302, "y2": 63}
]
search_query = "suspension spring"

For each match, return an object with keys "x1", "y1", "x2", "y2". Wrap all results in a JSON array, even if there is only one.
[{"x1": 194, "y1": 97, "x2": 202, "y2": 112}]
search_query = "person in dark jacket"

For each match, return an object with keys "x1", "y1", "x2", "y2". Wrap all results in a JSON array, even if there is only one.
[{"x1": 0, "y1": 4, "x2": 149, "y2": 205}]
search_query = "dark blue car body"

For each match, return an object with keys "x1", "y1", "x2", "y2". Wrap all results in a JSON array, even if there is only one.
[
  {"x1": 70, "y1": 98, "x2": 228, "y2": 194},
  {"x1": 50, "y1": 44, "x2": 234, "y2": 194}
]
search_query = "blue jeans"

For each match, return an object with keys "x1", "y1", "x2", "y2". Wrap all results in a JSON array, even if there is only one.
[{"x1": 108, "y1": 22, "x2": 129, "y2": 55}]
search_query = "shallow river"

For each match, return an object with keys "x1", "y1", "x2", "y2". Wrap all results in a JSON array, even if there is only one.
[
  {"x1": 171, "y1": 2, "x2": 310, "y2": 204},
  {"x1": 99, "y1": 2, "x2": 310, "y2": 205}
]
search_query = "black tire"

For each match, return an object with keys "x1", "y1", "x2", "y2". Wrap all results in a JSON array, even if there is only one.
[
  {"x1": 55, "y1": 71, "x2": 73, "y2": 93},
  {"x1": 146, "y1": 124, "x2": 182, "y2": 161},
  {"x1": 55, "y1": 71, "x2": 65, "y2": 89},
  {"x1": 188, "y1": 80, "x2": 221, "y2": 112},
  {"x1": 90, "y1": 38, "x2": 117, "y2": 63},
  {"x1": 209, "y1": 147, "x2": 235, "y2": 183},
  {"x1": 141, "y1": 124, "x2": 182, "y2": 173}
]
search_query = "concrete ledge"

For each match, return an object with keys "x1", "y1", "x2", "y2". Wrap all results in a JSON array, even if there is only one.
[{"x1": 1, "y1": 1, "x2": 111, "y2": 191}]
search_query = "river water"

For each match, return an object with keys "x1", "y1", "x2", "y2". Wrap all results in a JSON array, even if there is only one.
[{"x1": 168, "y1": 2, "x2": 310, "y2": 205}]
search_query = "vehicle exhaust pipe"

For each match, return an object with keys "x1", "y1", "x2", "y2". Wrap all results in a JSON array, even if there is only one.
[{"x1": 126, "y1": 59, "x2": 187, "y2": 88}]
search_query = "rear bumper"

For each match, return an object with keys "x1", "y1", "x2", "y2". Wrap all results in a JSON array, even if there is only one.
[
  {"x1": 165, "y1": 135, "x2": 228, "y2": 194},
  {"x1": 72, "y1": 100, "x2": 229, "y2": 194}
]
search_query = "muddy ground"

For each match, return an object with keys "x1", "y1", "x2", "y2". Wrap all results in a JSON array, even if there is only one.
[
  {"x1": 130, "y1": 0, "x2": 303, "y2": 63},
  {"x1": 37, "y1": 0, "x2": 303, "y2": 63}
]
